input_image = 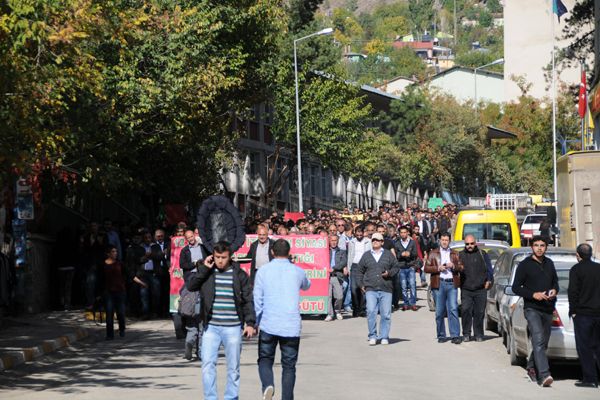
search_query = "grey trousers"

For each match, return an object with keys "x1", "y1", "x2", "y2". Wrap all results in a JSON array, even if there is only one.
[
  {"x1": 525, "y1": 308, "x2": 553, "y2": 381},
  {"x1": 327, "y1": 276, "x2": 344, "y2": 317}
]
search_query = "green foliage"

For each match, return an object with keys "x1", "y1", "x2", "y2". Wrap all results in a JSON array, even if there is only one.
[
  {"x1": 288, "y1": 0, "x2": 325, "y2": 33},
  {"x1": 0, "y1": 0, "x2": 287, "y2": 201},
  {"x1": 486, "y1": 0, "x2": 502, "y2": 14},
  {"x1": 408, "y1": 0, "x2": 435, "y2": 34}
]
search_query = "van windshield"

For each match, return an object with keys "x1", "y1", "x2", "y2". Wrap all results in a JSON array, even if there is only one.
[
  {"x1": 463, "y1": 223, "x2": 512, "y2": 245},
  {"x1": 524, "y1": 215, "x2": 546, "y2": 224}
]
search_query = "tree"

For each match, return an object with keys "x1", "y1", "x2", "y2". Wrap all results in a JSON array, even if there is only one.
[
  {"x1": 560, "y1": 0, "x2": 594, "y2": 82},
  {"x1": 409, "y1": 0, "x2": 435, "y2": 35},
  {"x1": 288, "y1": 0, "x2": 325, "y2": 33}
]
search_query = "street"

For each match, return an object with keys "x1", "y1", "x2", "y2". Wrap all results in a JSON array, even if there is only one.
[{"x1": 0, "y1": 290, "x2": 595, "y2": 400}]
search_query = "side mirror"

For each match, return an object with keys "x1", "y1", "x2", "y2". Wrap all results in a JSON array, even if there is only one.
[{"x1": 504, "y1": 286, "x2": 516, "y2": 296}]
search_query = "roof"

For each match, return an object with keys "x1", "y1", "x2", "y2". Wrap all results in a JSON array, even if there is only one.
[
  {"x1": 393, "y1": 41, "x2": 433, "y2": 50},
  {"x1": 378, "y1": 75, "x2": 417, "y2": 85},
  {"x1": 487, "y1": 125, "x2": 517, "y2": 140},
  {"x1": 428, "y1": 66, "x2": 503, "y2": 81}
]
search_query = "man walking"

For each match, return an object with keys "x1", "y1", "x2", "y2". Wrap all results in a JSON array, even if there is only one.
[
  {"x1": 325, "y1": 235, "x2": 348, "y2": 321},
  {"x1": 357, "y1": 233, "x2": 400, "y2": 345},
  {"x1": 245, "y1": 224, "x2": 274, "y2": 286},
  {"x1": 459, "y1": 234, "x2": 493, "y2": 342},
  {"x1": 254, "y1": 239, "x2": 311, "y2": 400},
  {"x1": 512, "y1": 236, "x2": 559, "y2": 387},
  {"x1": 425, "y1": 232, "x2": 463, "y2": 344},
  {"x1": 347, "y1": 226, "x2": 371, "y2": 317},
  {"x1": 186, "y1": 241, "x2": 256, "y2": 400},
  {"x1": 568, "y1": 243, "x2": 600, "y2": 388},
  {"x1": 395, "y1": 226, "x2": 418, "y2": 311}
]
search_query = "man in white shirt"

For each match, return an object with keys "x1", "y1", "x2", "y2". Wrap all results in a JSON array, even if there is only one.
[{"x1": 347, "y1": 226, "x2": 372, "y2": 318}]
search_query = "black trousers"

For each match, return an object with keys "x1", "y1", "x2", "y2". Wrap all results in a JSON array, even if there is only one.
[
  {"x1": 461, "y1": 288, "x2": 487, "y2": 338},
  {"x1": 574, "y1": 314, "x2": 600, "y2": 384},
  {"x1": 351, "y1": 266, "x2": 365, "y2": 317}
]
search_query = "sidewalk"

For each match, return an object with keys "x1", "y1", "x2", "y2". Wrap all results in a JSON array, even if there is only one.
[{"x1": 0, "y1": 310, "x2": 103, "y2": 371}]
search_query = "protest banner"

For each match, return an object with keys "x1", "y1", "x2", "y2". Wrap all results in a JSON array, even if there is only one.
[
  {"x1": 235, "y1": 234, "x2": 330, "y2": 314},
  {"x1": 169, "y1": 236, "x2": 187, "y2": 313},
  {"x1": 284, "y1": 211, "x2": 305, "y2": 223},
  {"x1": 342, "y1": 214, "x2": 364, "y2": 221}
]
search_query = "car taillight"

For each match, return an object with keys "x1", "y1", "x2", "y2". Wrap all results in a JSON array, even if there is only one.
[{"x1": 551, "y1": 309, "x2": 563, "y2": 327}]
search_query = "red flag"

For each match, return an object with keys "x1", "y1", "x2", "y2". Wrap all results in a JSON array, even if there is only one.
[{"x1": 579, "y1": 68, "x2": 586, "y2": 119}]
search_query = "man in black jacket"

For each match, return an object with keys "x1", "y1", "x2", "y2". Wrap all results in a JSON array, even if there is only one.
[
  {"x1": 459, "y1": 235, "x2": 493, "y2": 342},
  {"x1": 186, "y1": 241, "x2": 256, "y2": 400},
  {"x1": 512, "y1": 236, "x2": 559, "y2": 387},
  {"x1": 325, "y1": 235, "x2": 348, "y2": 321},
  {"x1": 568, "y1": 243, "x2": 600, "y2": 388},
  {"x1": 357, "y1": 233, "x2": 401, "y2": 345},
  {"x1": 244, "y1": 224, "x2": 273, "y2": 286},
  {"x1": 394, "y1": 226, "x2": 418, "y2": 311}
]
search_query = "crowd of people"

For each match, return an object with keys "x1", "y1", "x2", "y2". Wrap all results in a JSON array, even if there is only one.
[{"x1": 51, "y1": 201, "x2": 600, "y2": 397}]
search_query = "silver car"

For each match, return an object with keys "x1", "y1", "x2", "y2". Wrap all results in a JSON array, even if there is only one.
[
  {"x1": 427, "y1": 240, "x2": 509, "y2": 312},
  {"x1": 500, "y1": 249, "x2": 579, "y2": 365}
]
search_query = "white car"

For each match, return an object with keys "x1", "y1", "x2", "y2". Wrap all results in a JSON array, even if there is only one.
[
  {"x1": 519, "y1": 213, "x2": 546, "y2": 245},
  {"x1": 497, "y1": 249, "x2": 580, "y2": 365}
]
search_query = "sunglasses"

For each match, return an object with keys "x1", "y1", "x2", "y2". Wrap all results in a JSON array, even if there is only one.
[{"x1": 465, "y1": 242, "x2": 476, "y2": 245}]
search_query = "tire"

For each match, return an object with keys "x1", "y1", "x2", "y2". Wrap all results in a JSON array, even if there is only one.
[
  {"x1": 485, "y1": 313, "x2": 498, "y2": 334},
  {"x1": 509, "y1": 328, "x2": 526, "y2": 366}
]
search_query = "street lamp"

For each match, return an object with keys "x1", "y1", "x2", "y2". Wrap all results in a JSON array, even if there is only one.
[
  {"x1": 474, "y1": 57, "x2": 504, "y2": 107},
  {"x1": 294, "y1": 27, "x2": 334, "y2": 212}
]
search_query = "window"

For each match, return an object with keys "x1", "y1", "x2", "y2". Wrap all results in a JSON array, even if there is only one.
[
  {"x1": 463, "y1": 223, "x2": 512, "y2": 245},
  {"x1": 249, "y1": 153, "x2": 260, "y2": 176}
]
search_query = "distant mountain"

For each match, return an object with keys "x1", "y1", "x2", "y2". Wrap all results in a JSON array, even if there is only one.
[{"x1": 321, "y1": 0, "x2": 405, "y2": 15}]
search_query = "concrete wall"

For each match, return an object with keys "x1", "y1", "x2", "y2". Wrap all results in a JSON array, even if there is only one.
[
  {"x1": 429, "y1": 69, "x2": 505, "y2": 104},
  {"x1": 504, "y1": 0, "x2": 580, "y2": 101}
]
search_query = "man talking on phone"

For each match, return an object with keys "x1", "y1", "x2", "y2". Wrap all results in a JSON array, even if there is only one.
[
  {"x1": 186, "y1": 241, "x2": 256, "y2": 400},
  {"x1": 512, "y1": 236, "x2": 559, "y2": 387}
]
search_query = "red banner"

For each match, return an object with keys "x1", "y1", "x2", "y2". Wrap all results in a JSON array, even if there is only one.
[
  {"x1": 169, "y1": 236, "x2": 187, "y2": 313},
  {"x1": 235, "y1": 234, "x2": 330, "y2": 314},
  {"x1": 284, "y1": 211, "x2": 305, "y2": 223}
]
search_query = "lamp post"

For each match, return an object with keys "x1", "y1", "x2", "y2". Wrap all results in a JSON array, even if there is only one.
[
  {"x1": 294, "y1": 27, "x2": 334, "y2": 212},
  {"x1": 474, "y1": 58, "x2": 504, "y2": 108}
]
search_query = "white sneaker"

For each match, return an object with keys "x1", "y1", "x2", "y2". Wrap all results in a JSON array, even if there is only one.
[
  {"x1": 336, "y1": 313, "x2": 343, "y2": 320},
  {"x1": 369, "y1": 338, "x2": 377, "y2": 346},
  {"x1": 380, "y1": 339, "x2": 389, "y2": 345},
  {"x1": 262, "y1": 385, "x2": 274, "y2": 400},
  {"x1": 324, "y1": 315, "x2": 333, "y2": 322}
]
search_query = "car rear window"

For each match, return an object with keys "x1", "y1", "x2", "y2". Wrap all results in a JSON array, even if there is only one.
[
  {"x1": 523, "y1": 215, "x2": 546, "y2": 224},
  {"x1": 463, "y1": 223, "x2": 513, "y2": 245}
]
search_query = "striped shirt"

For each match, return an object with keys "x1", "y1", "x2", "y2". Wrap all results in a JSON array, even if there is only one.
[{"x1": 210, "y1": 268, "x2": 240, "y2": 326}]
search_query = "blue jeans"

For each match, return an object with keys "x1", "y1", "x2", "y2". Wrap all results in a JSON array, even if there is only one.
[
  {"x1": 435, "y1": 281, "x2": 460, "y2": 339},
  {"x1": 139, "y1": 272, "x2": 161, "y2": 316},
  {"x1": 201, "y1": 324, "x2": 242, "y2": 400},
  {"x1": 365, "y1": 290, "x2": 393, "y2": 340},
  {"x1": 258, "y1": 331, "x2": 300, "y2": 400},
  {"x1": 105, "y1": 291, "x2": 126, "y2": 338},
  {"x1": 399, "y1": 268, "x2": 417, "y2": 306},
  {"x1": 343, "y1": 277, "x2": 352, "y2": 310}
]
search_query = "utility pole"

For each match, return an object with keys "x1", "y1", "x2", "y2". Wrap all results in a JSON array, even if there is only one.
[{"x1": 454, "y1": 0, "x2": 457, "y2": 49}]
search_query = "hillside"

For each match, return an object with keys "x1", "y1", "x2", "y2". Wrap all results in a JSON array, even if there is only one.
[{"x1": 321, "y1": 0, "x2": 404, "y2": 15}]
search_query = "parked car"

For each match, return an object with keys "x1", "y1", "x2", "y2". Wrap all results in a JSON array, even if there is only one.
[
  {"x1": 488, "y1": 248, "x2": 580, "y2": 365},
  {"x1": 519, "y1": 213, "x2": 546, "y2": 246},
  {"x1": 427, "y1": 240, "x2": 509, "y2": 312}
]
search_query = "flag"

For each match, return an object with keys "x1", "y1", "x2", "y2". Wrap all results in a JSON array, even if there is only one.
[
  {"x1": 588, "y1": 103, "x2": 595, "y2": 130},
  {"x1": 579, "y1": 68, "x2": 587, "y2": 119},
  {"x1": 553, "y1": 0, "x2": 568, "y2": 21}
]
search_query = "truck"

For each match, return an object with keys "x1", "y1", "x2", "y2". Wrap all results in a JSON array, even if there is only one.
[
  {"x1": 486, "y1": 193, "x2": 533, "y2": 224},
  {"x1": 557, "y1": 151, "x2": 600, "y2": 259}
]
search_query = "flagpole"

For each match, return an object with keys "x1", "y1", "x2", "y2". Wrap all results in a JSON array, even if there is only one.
[
  {"x1": 551, "y1": 1, "x2": 557, "y2": 205},
  {"x1": 580, "y1": 60, "x2": 585, "y2": 149}
]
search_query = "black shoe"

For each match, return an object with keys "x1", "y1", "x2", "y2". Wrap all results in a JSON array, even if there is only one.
[
  {"x1": 574, "y1": 381, "x2": 598, "y2": 388},
  {"x1": 119, "y1": 330, "x2": 125, "y2": 338},
  {"x1": 451, "y1": 337, "x2": 462, "y2": 344},
  {"x1": 475, "y1": 336, "x2": 483, "y2": 342},
  {"x1": 526, "y1": 368, "x2": 537, "y2": 383},
  {"x1": 462, "y1": 335, "x2": 471, "y2": 342},
  {"x1": 437, "y1": 338, "x2": 447, "y2": 343}
]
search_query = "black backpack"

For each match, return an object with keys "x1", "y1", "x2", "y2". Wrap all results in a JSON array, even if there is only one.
[{"x1": 178, "y1": 286, "x2": 200, "y2": 318}]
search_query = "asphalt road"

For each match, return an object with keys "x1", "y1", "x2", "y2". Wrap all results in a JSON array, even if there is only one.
[{"x1": 0, "y1": 290, "x2": 597, "y2": 400}]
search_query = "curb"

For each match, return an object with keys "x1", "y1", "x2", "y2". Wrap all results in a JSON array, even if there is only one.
[{"x1": 0, "y1": 327, "x2": 90, "y2": 372}]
